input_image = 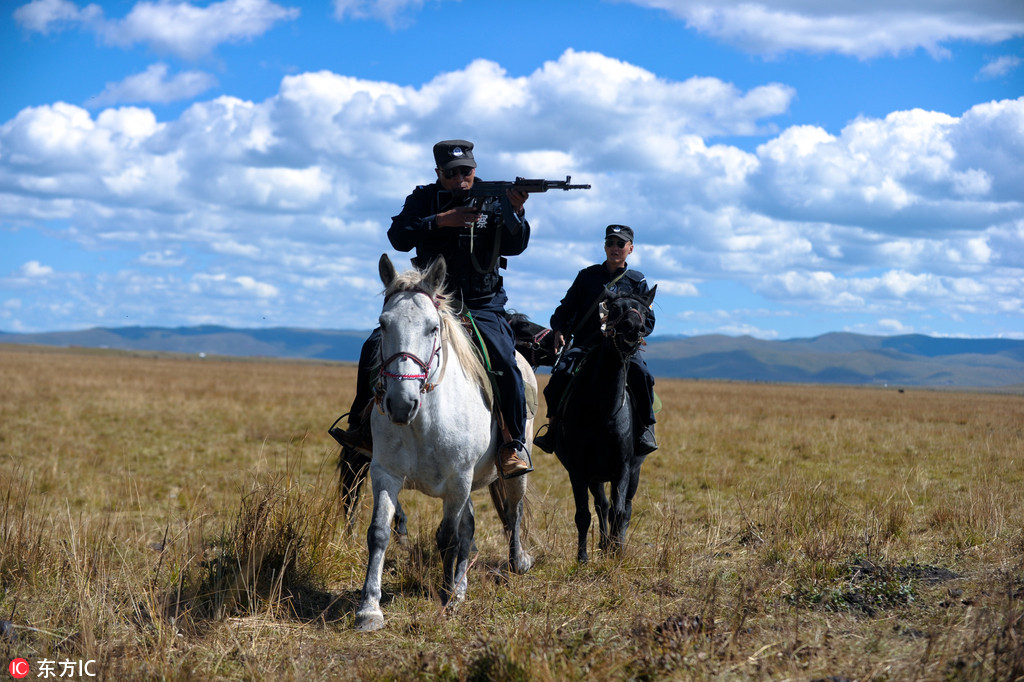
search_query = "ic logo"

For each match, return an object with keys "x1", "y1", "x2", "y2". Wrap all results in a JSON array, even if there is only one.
[{"x1": 8, "y1": 658, "x2": 30, "y2": 679}]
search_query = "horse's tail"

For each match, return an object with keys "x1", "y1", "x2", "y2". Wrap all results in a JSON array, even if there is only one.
[{"x1": 488, "y1": 477, "x2": 531, "y2": 542}]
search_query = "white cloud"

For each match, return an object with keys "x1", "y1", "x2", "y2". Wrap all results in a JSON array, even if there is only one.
[
  {"x1": 189, "y1": 272, "x2": 279, "y2": 298},
  {"x1": 978, "y1": 55, "x2": 1023, "y2": 80},
  {"x1": 15, "y1": 0, "x2": 299, "y2": 59},
  {"x1": 138, "y1": 250, "x2": 186, "y2": 267},
  {"x1": 13, "y1": 0, "x2": 101, "y2": 33},
  {"x1": 90, "y1": 63, "x2": 218, "y2": 107},
  {"x1": 748, "y1": 99, "x2": 1024, "y2": 234},
  {"x1": 332, "y1": 0, "x2": 439, "y2": 28},
  {"x1": 624, "y1": 0, "x2": 1024, "y2": 58},
  {"x1": 22, "y1": 261, "x2": 55, "y2": 277},
  {"x1": 1, "y1": 50, "x2": 1022, "y2": 335}
]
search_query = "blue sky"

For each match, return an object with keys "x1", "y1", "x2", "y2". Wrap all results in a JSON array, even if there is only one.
[{"x1": 1, "y1": 0, "x2": 1022, "y2": 339}]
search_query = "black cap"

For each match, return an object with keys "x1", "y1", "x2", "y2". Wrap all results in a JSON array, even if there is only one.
[
  {"x1": 433, "y1": 140, "x2": 477, "y2": 170},
  {"x1": 605, "y1": 224, "x2": 634, "y2": 242}
]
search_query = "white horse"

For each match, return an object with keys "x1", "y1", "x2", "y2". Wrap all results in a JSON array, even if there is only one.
[{"x1": 354, "y1": 254, "x2": 536, "y2": 631}]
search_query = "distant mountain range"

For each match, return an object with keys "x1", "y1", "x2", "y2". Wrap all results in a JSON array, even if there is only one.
[{"x1": 3, "y1": 325, "x2": 1023, "y2": 389}]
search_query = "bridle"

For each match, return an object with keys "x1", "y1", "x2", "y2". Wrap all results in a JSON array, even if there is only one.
[
  {"x1": 601, "y1": 302, "x2": 647, "y2": 359},
  {"x1": 375, "y1": 290, "x2": 449, "y2": 399}
]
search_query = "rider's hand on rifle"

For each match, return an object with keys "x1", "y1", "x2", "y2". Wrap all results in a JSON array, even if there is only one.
[
  {"x1": 507, "y1": 188, "x2": 528, "y2": 217},
  {"x1": 553, "y1": 331, "x2": 566, "y2": 353},
  {"x1": 436, "y1": 205, "x2": 482, "y2": 228}
]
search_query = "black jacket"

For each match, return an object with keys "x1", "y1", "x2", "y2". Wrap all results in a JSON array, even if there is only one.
[
  {"x1": 388, "y1": 181, "x2": 530, "y2": 310},
  {"x1": 550, "y1": 263, "x2": 655, "y2": 349}
]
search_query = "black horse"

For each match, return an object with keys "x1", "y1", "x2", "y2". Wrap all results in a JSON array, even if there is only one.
[
  {"x1": 334, "y1": 311, "x2": 557, "y2": 534},
  {"x1": 551, "y1": 286, "x2": 657, "y2": 563}
]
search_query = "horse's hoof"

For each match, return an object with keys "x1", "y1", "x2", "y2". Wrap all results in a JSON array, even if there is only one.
[
  {"x1": 510, "y1": 553, "x2": 534, "y2": 574},
  {"x1": 354, "y1": 609, "x2": 385, "y2": 632},
  {"x1": 441, "y1": 586, "x2": 467, "y2": 607}
]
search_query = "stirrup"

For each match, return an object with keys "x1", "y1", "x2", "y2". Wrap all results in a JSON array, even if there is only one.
[
  {"x1": 328, "y1": 412, "x2": 352, "y2": 446},
  {"x1": 635, "y1": 425, "x2": 658, "y2": 457},
  {"x1": 329, "y1": 412, "x2": 373, "y2": 454},
  {"x1": 533, "y1": 423, "x2": 556, "y2": 454}
]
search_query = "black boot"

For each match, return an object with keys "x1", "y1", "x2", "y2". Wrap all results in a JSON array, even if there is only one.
[{"x1": 635, "y1": 424, "x2": 658, "y2": 456}]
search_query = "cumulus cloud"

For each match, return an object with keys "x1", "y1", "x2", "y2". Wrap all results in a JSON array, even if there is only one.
[
  {"x1": 1, "y1": 49, "x2": 1022, "y2": 335},
  {"x1": 624, "y1": 0, "x2": 1024, "y2": 58},
  {"x1": 748, "y1": 101, "x2": 1024, "y2": 234},
  {"x1": 14, "y1": 0, "x2": 300, "y2": 59},
  {"x1": 90, "y1": 63, "x2": 218, "y2": 107}
]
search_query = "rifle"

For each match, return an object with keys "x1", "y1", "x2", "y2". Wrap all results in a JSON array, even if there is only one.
[
  {"x1": 456, "y1": 176, "x2": 591, "y2": 198},
  {"x1": 439, "y1": 175, "x2": 591, "y2": 260},
  {"x1": 442, "y1": 175, "x2": 590, "y2": 235}
]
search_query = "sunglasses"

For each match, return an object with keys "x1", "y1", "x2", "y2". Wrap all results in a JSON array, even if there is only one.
[
  {"x1": 442, "y1": 166, "x2": 474, "y2": 179},
  {"x1": 605, "y1": 238, "x2": 629, "y2": 248}
]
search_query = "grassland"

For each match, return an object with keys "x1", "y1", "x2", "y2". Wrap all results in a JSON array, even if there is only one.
[{"x1": 1, "y1": 344, "x2": 1022, "y2": 681}]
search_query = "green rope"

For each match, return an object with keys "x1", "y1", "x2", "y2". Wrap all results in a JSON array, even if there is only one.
[{"x1": 463, "y1": 309, "x2": 493, "y2": 372}]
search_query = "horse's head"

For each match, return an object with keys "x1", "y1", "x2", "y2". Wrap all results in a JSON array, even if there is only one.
[
  {"x1": 507, "y1": 311, "x2": 558, "y2": 368},
  {"x1": 599, "y1": 285, "x2": 657, "y2": 356},
  {"x1": 375, "y1": 254, "x2": 448, "y2": 425}
]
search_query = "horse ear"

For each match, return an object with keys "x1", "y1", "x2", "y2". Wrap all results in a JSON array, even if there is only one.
[
  {"x1": 379, "y1": 253, "x2": 397, "y2": 287},
  {"x1": 642, "y1": 284, "x2": 657, "y2": 307},
  {"x1": 424, "y1": 255, "x2": 447, "y2": 292}
]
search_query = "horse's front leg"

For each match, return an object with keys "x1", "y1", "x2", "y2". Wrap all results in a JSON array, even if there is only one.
[
  {"x1": 436, "y1": 491, "x2": 472, "y2": 607},
  {"x1": 614, "y1": 462, "x2": 644, "y2": 549},
  {"x1": 354, "y1": 468, "x2": 400, "y2": 631},
  {"x1": 453, "y1": 498, "x2": 476, "y2": 603},
  {"x1": 570, "y1": 477, "x2": 593, "y2": 563},
  {"x1": 591, "y1": 482, "x2": 611, "y2": 552}
]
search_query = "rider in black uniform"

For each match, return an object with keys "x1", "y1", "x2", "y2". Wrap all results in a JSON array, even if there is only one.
[
  {"x1": 534, "y1": 224, "x2": 658, "y2": 456},
  {"x1": 333, "y1": 140, "x2": 534, "y2": 478}
]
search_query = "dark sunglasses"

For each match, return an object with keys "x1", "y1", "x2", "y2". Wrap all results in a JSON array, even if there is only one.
[
  {"x1": 605, "y1": 238, "x2": 629, "y2": 248},
  {"x1": 442, "y1": 166, "x2": 474, "y2": 179}
]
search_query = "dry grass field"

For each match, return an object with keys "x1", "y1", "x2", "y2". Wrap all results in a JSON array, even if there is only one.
[{"x1": 1, "y1": 344, "x2": 1022, "y2": 681}]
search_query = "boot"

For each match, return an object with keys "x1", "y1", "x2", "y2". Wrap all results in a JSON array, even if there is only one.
[
  {"x1": 329, "y1": 412, "x2": 373, "y2": 456},
  {"x1": 635, "y1": 424, "x2": 658, "y2": 457},
  {"x1": 533, "y1": 418, "x2": 558, "y2": 454},
  {"x1": 498, "y1": 440, "x2": 533, "y2": 479}
]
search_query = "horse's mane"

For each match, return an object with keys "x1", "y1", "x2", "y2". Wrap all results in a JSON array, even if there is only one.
[{"x1": 382, "y1": 267, "x2": 494, "y2": 407}]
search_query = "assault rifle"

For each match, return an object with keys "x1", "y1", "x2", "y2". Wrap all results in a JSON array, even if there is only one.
[
  {"x1": 438, "y1": 175, "x2": 591, "y2": 252},
  {"x1": 442, "y1": 175, "x2": 591, "y2": 235},
  {"x1": 456, "y1": 176, "x2": 591, "y2": 198}
]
